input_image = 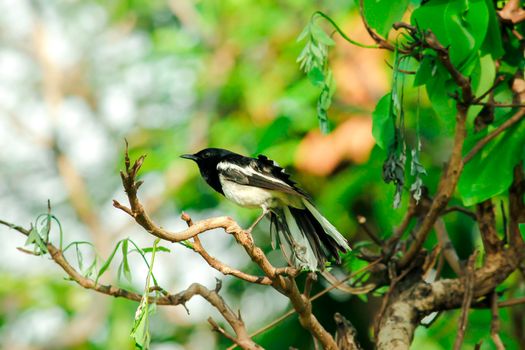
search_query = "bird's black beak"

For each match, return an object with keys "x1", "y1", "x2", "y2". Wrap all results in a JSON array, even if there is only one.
[{"x1": 181, "y1": 153, "x2": 198, "y2": 161}]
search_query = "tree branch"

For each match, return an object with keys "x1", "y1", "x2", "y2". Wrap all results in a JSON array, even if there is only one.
[
  {"x1": 434, "y1": 219, "x2": 462, "y2": 276},
  {"x1": 476, "y1": 200, "x2": 503, "y2": 255},
  {"x1": 376, "y1": 245, "x2": 525, "y2": 350},
  {"x1": 490, "y1": 291, "x2": 505, "y2": 350},
  {"x1": 180, "y1": 213, "x2": 273, "y2": 285},
  {"x1": 509, "y1": 163, "x2": 525, "y2": 247},
  {"x1": 0, "y1": 219, "x2": 263, "y2": 349},
  {"x1": 464, "y1": 108, "x2": 525, "y2": 164},
  {"x1": 453, "y1": 251, "x2": 477, "y2": 350},
  {"x1": 399, "y1": 110, "x2": 466, "y2": 268}
]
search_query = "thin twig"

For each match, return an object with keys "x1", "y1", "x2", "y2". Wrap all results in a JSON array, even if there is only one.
[
  {"x1": 434, "y1": 219, "x2": 462, "y2": 276},
  {"x1": 441, "y1": 206, "x2": 477, "y2": 220},
  {"x1": 490, "y1": 291, "x2": 506, "y2": 350},
  {"x1": 181, "y1": 213, "x2": 273, "y2": 285},
  {"x1": 1, "y1": 219, "x2": 263, "y2": 349},
  {"x1": 499, "y1": 296, "x2": 525, "y2": 308},
  {"x1": 464, "y1": 108, "x2": 525, "y2": 163},
  {"x1": 384, "y1": 60, "x2": 416, "y2": 74},
  {"x1": 453, "y1": 251, "x2": 478, "y2": 350},
  {"x1": 473, "y1": 102, "x2": 525, "y2": 108},
  {"x1": 476, "y1": 200, "x2": 502, "y2": 255},
  {"x1": 473, "y1": 76, "x2": 506, "y2": 104},
  {"x1": 357, "y1": 215, "x2": 383, "y2": 246}
]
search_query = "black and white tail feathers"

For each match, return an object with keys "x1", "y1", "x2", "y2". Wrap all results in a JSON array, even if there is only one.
[{"x1": 270, "y1": 198, "x2": 350, "y2": 271}]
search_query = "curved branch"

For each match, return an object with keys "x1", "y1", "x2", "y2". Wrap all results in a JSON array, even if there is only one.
[
  {"x1": 464, "y1": 108, "x2": 525, "y2": 164},
  {"x1": 0, "y1": 219, "x2": 262, "y2": 350},
  {"x1": 179, "y1": 213, "x2": 273, "y2": 285},
  {"x1": 113, "y1": 144, "x2": 243, "y2": 243}
]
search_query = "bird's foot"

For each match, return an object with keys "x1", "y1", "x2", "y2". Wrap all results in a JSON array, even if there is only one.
[{"x1": 245, "y1": 208, "x2": 269, "y2": 234}]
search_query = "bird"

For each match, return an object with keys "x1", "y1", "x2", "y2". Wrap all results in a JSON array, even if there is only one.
[{"x1": 181, "y1": 148, "x2": 350, "y2": 271}]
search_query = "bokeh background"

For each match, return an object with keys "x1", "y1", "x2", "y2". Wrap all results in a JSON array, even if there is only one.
[{"x1": 0, "y1": 0, "x2": 522, "y2": 349}]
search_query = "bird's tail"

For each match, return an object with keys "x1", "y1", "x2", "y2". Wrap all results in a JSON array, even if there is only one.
[{"x1": 269, "y1": 199, "x2": 350, "y2": 271}]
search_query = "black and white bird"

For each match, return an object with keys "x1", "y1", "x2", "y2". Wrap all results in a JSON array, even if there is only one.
[{"x1": 181, "y1": 148, "x2": 350, "y2": 271}]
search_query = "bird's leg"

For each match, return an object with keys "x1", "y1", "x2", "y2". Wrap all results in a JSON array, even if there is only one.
[{"x1": 246, "y1": 207, "x2": 269, "y2": 234}]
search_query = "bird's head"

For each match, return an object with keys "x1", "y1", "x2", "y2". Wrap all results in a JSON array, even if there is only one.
[
  {"x1": 180, "y1": 148, "x2": 232, "y2": 164},
  {"x1": 180, "y1": 148, "x2": 232, "y2": 165},
  {"x1": 181, "y1": 148, "x2": 234, "y2": 190}
]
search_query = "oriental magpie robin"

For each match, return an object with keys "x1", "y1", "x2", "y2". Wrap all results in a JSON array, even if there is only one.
[{"x1": 181, "y1": 148, "x2": 350, "y2": 271}]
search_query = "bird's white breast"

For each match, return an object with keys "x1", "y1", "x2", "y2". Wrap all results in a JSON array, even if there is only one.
[{"x1": 219, "y1": 176, "x2": 276, "y2": 208}]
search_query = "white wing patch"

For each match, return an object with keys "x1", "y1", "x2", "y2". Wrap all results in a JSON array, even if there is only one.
[{"x1": 217, "y1": 161, "x2": 293, "y2": 189}]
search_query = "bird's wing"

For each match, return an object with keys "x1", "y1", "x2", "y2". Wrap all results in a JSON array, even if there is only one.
[{"x1": 217, "y1": 155, "x2": 308, "y2": 197}]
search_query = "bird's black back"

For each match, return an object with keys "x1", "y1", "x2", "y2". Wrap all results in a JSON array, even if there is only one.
[{"x1": 192, "y1": 148, "x2": 309, "y2": 198}]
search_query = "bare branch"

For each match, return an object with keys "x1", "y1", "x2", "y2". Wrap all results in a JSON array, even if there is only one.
[
  {"x1": 453, "y1": 251, "x2": 477, "y2": 350},
  {"x1": 0, "y1": 219, "x2": 262, "y2": 349},
  {"x1": 490, "y1": 291, "x2": 505, "y2": 350},
  {"x1": 464, "y1": 108, "x2": 525, "y2": 164},
  {"x1": 227, "y1": 260, "x2": 382, "y2": 350},
  {"x1": 441, "y1": 205, "x2": 477, "y2": 220},
  {"x1": 476, "y1": 200, "x2": 503, "y2": 255},
  {"x1": 357, "y1": 215, "x2": 383, "y2": 246},
  {"x1": 180, "y1": 213, "x2": 272, "y2": 285},
  {"x1": 509, "y1": 164, "x2": 525, "y2": 246},
  {"x1": 473, "y1": 76, "x2": 506, "y2": 104},
  {"x1": 498, "y1": 296, "x2": 525, "y2": 308},
  {"x1": 434, "y1": 219, "x2": 462, "y2": 276}
]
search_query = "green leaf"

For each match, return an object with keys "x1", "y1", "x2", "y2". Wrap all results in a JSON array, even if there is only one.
[
  {"x1": 131, "y1": 238, "x2": 160, "y2": 350},
  {"x1": 480, "y1": 0, "x2": 504, "y2": 59},
  {"x1": 467, "y1": 54, "x2": 496, "y2": 123},
  {"x1": 296, "y1": 23, "x2": 311, "y2": 42},
  {"x1": 459, "y1": 121, "x2": 525, "y2": 206},
  {"x1": 372, "y1": 93, "x2": 395, "y2": 150},
  {"x1": 411, "y1": 1, "x2": 448, "y2": 48},
  {"x1": 131, "y1": 298, "x2": 151, "y2": 350},
  {"x1": 25, "y1": 225, "x2": 48, "y2": 254},
  {"x1": 141, "y1": 246, "x2": 171, "y2": 253},
  {"x1": 362, "y1": 0, "x2": 410, "y2": 38},
  {"x1": 316, "y1": 70, "x2": 335, "y2": 134},
  {"x1": 425, "y1": 63, "x2": 457, "y2": 122},
  {"x1": 310, "y1": 22, "x2": 335, "y2": 46},
  {"x1": 95, "y1": 240, "x2": 122, "y2": 284},
  {"x1": 307, "y1": 67, "x2": 325, "y2": 87},
  {"x1": 121, "y1": 239, "x2": 132, "y2": 283},
  {"x1": 357, "y1": 293, "x2": 368, "y2": 303},
  {"x1": 76, "y1": 244, "x2": 84, "y2": 272},
  {"x1": 413, "y1": 55, "x2": 435, "y2": 87},
  {"x1": 411, "y1": 0, "x2": 489, "y2": 67}
]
